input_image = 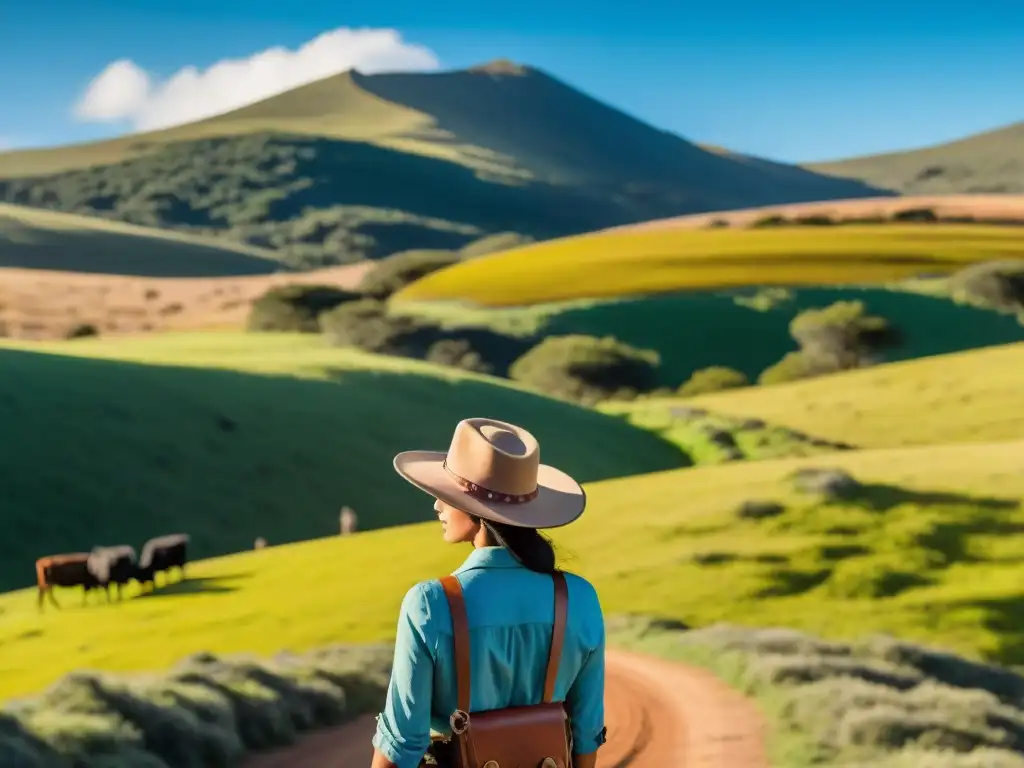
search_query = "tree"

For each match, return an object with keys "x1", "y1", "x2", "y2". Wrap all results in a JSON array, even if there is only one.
[
  {"x1": 509, "y1": 335, "x2": 660, "y2": 404},
  {"x1": 677, "y1": 366, "x2": 750, "y2": 397},
  {"x1": 759, "y1": 301, "x2": 899, "y2": 385},
  {"x1": 246, "y1": 285, "x2": 362, "y2": 333},
  {"x1": 358, "y1": 250, "x2": 461, "y2": 299}
]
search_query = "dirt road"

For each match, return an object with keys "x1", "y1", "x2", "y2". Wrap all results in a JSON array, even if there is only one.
[{"x1": 245, "y1": 648, "x2": 768, "y2": 768}]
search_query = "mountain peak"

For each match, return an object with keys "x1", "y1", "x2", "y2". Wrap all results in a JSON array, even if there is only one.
[{"x1": 466, "y1": 59, "x2": 532, "y2": 76}]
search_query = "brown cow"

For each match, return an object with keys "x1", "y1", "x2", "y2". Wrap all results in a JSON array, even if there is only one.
[{"x1": 35, "y1": 553, "x2": 100, "y2": 610}]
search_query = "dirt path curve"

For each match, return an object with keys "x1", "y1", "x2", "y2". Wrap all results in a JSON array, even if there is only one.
[{"x1": 245, "y1": 648, "x2": 769, "y2": 768}]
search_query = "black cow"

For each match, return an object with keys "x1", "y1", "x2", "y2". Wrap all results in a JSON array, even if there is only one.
[
  {"x1": 136, "y1": 534, "x2": 190, "y2": 590},
  {"x1": 35, "y1": 553, "x2": 100, "y2": 610},
  {"x1": 88, "y1": 545, "x2": 138, "y2": 601}
]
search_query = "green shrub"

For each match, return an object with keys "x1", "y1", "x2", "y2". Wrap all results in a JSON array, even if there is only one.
[
  {"x1": 892, "y1": 207, "x2": 939, "y2": 223},
  {"x1": 246, "y1": 285, "x2": 362, "y2": 333},
  {"x1": 424, "y1": 339, "x2": 491, "y2": 374},
  {"x1": 677, "y1": 366, "x2": 750, "y2": 397},
  {"x1": 66, "y1": 323, "x2": 100, "y2": 340},
  {"x1": 749, "y1": 213, "x2": 788, "y2": 228},
  {"x1": 508, "y1": 335, "x2": 661, "y2": 404},
  {"x1": 458, "y1": 232, "x2": 535, "y2": 259},
  {"x1": 665, "y1": 624, "x2": 1024, "y2": 767},
  {"x1": 948, "y1": 260, "x2": 1024, "y2": 316},
  {"x1": 1, "y1": 645, "x2": 391, "y2": 768},
  {"x1": 358, "y1": 250, "x2": 461, "y2": 299},
  {"x1": 758, "y1": 350, "x2": 815, "y2": 385},
  {"x1": 760, "y1": 300, "x2": 899, "y2": 384},
  {"x1": 320, "y1": 301, "x2": 527, "y2": 375},
  {"x1": 319, "y1": 298, "x2": 412, "y2": 353}
]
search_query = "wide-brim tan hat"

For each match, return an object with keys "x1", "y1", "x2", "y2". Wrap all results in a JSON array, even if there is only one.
[{"x1": 393, "y1": 418, "x2": 586, "y2": 529}]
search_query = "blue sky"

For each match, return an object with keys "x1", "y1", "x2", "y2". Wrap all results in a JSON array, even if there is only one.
[{"x1": 1, "y1": 0, "x2": 1021, "y2": 162}]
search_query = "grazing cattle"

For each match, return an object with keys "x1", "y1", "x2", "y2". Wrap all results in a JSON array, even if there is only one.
[
  {"x1": 87, "y1": 545, "x2": 138, "y2": 601},
  {"x1": 136, "y1": 534, "x2": 190, "y2": 590},
  {"x1": 35, "y1": 553, "x2": 99, "y2": 610}
]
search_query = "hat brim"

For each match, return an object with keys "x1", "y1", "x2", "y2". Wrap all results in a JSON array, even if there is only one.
[{"x1": 393, "y1": 450, "x2": 586, "y2": 529}]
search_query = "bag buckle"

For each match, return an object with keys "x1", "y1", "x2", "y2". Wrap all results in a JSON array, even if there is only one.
[{"x1": 449, "y1": 709, "x2": 470, "y2": 735}]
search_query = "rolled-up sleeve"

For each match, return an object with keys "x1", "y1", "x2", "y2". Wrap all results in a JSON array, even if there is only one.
[
  {"x1": 372, "y1": 582, "x2": 435, "y2": 768},
  {"x1": 565, "y1": 613, "x2": 606, "y2": 754}
]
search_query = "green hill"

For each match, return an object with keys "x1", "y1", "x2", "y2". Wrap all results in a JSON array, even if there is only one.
[
  {"x1": 2, "y1": 438, "x2": 1022, "y2": 701},
  {"x1": 0, "y1": 203, "x2": 280, "y2": 276},
  {"x1": 398, "y1": 286, "x2": 1024, "y2": 388},
  {"x1": 0, "y1": 332, "x2": 686, "y2": 592},
  {"x1": 0, "y1": 64, "x2": 887, "y2": 270},
  {"x1": 684, "y1": 341, "x2": 1024, "y2": 448},
  {"x1": 807, "y1": 121, "x2": 1024, "y2": 194}
]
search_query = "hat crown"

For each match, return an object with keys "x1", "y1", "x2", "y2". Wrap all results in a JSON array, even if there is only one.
[{"x1": 445, "y1": 418, "x2": 540, "y2": 497}]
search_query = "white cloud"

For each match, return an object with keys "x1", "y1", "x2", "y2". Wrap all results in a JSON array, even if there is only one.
[{"x1": 73, "y1": 27, "x2": 440, "y2": 132}]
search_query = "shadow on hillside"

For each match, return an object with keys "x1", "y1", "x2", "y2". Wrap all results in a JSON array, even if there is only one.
[
  {"x1": 0, "y1": 210, "x2": 280, "y2": 277},
  {"x1": 835, "y1": 483, "x2": 1019, "y2": 514},
  {"x1": 0, "y1": 134, "x2": 639, "y2": 263},
  {"x1": 139, "y1": 574, "x2": 249, "y2": 599},
  {"x1": 354, "y1": 70, "x2": 886, "y2": 205},
  {"x1": 0, "y1": 346, "x2": 687, "y2": 592},
  {"x1": 950, "y1": 594, "x2": 1024, "y2": 665}
]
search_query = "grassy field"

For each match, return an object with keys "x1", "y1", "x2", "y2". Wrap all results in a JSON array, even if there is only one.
[
  {"x1": 391, "y1": 223, "x2": 1024, "y2": 306},
  {"x1": 676, "y1": 341, "x2": 1024, "y2": 448},
  {"x1": 0, "y1": 203, "x2": 280, "y2": 277},
  {"x1": 1, "y1": 439, "x2": 1021, "y2": 702},
  {"x1": 397, "y1": 285, "x2": 1024, "y2": 386},
  {"x1": 0, "y1": 332, "x2": 686, "y2": 592}
]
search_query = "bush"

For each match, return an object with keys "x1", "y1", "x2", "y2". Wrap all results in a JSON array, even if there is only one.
[
  {"x1": 320, "y1": 301, "x2": 528, "y2": 375},
  {"x1": 0, "y1": 645, "x2": 391, "y2": 768},
  {"x1": 668, "y1": 623, "x2": 1024, "y2": 767},
  {"x1": 319, "y1": 298, "x2": 411, "y2": 352},
  {"x1": 424, "y1": 338, "x2": 491, "y2": 374},
  {"x1": 788, "y1": 467, "x2": 862, "y2": 499},
  {"x1": 458, "y1": 232, "x2": 535, "y2": 259},
  {"x1": 758, "y1": 350, "x2": 815, "y2": 385},
  {"x1": 677, "y1": 366, "x2": 750, "y2": 397},
  {"x1": 760, "y1": 301, "x2": 899, "y2": 384},
  {"x1": 508, "y1": 335, "x2": 661, "y2": 404},
  {"x1": 948, "y1": 260, "x2": 1024, "y2": 316},
  {"x1": 246, "y1": 285, "x2": 362, "y2": 333},
  {"x1": 749, "y1": 214, "x2": 788, "y2": 228},
  {"x1": 358, "y1": 250, "x2": 460, "y2": 299},
  {"x1": 66, "y1": 323, "x2": 100, "y2": 340},
  {"x1": 736, "y1": 499, "x2": 786, "y2": 520}
]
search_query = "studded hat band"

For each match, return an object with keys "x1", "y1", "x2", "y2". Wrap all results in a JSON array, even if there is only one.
[{"x1": 443, "y1": 460, "x2": 539, "y2": 504}]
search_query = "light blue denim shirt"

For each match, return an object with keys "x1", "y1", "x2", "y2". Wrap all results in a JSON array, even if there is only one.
[{"x1": 372, "y1": 546, "x2": 606, "y2": 768}]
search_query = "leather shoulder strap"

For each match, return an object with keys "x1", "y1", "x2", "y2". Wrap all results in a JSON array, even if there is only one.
[
  {"x1": 439, "y1": 575, "x2": 471, "y2": 713},
  {"x1": 542, "y1": 571, "x2": 569, "y2": 703}
]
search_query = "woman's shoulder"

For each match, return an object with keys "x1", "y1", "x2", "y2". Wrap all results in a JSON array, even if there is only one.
[{"x1": 560, "y1": 571, "x2": 602, "y2": 613}]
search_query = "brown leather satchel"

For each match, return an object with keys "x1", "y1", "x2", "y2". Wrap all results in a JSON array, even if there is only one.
[{"x1": 437, "y1": 571, "x2": 572, "y2": 768}]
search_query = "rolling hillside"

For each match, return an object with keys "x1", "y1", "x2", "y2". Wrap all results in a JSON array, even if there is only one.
[
  {"x1": 680, "y1": 341, "x2": 1024, "y2": 448},
  {"x1": 0, "y1": 63, "x2": 887, "y2": 270},
  {"x1": 0, "y1": 332, "x2": 686, "y2": 592},
  {"x1": 2, "y1": 439, "x2": 1022, "y2": 701},
  {"x1": 807, "y1": 120, "x2": 1024, "y2": 194},
  {"x1": 398, "y1": 286, "x2": 1024, "y2": 388},
  {"x1": 0, "y1": 203, "x2": 280, "y2": 277},
  {"x1": 392, "y1": 223, "x2": 1024, "y2": 306}
]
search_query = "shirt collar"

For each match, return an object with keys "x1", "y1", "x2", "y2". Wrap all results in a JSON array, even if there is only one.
[{"x1": 454, "y1": 546, "x2": 522, "y2": 574}]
